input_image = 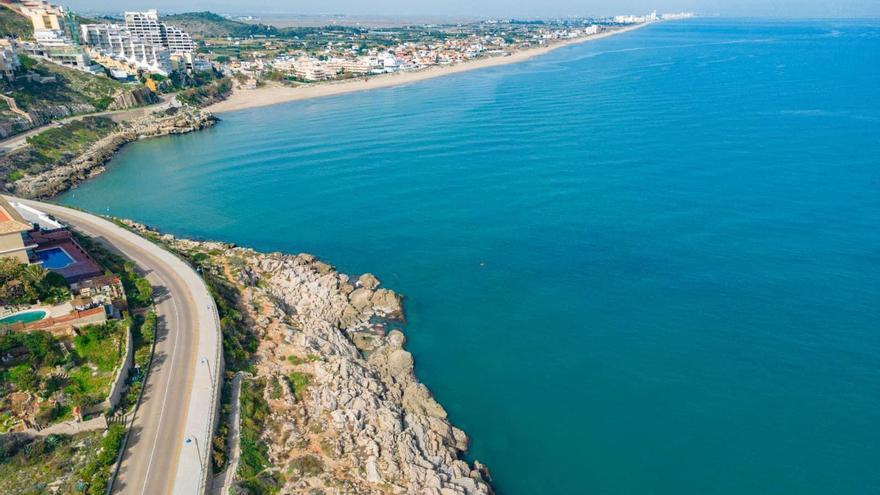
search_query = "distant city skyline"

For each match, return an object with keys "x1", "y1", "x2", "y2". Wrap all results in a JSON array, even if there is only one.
[{"x1": 62, "y1": 0, "x2": 880, "y2": 19}]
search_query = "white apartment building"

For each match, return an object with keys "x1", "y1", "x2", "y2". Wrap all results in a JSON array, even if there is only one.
[
  {"x1": 124, "y1": 10, "x2": 195, "y2": 54},
  {"x1": 81, "y1": 23, "x2": 171, "y2": 75},
  {"x1": 164, "y1": 25, "x2": 195, "y2": 53},
  {"x1": 123, "y1": 10, "x2": 164, "y2": 46},
  {"x1": 324, "y1": 57, "x2": 372, "y2": 75}
]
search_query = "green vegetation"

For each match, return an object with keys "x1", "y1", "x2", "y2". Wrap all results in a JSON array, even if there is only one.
[
  {"x1": 117, "y1": 311, "x2": 156, "y2": 414},
  {"x1": 77, "y1": 424, "x2": 125, "y2": 495},
  {"x1": 0, "y1": 430, "x2": 122, "y2": 494},
  {"x1": 0, "y1": 320, "x2": 126, "y2": 430},
  {"x1": 0, "y1": 5, "x2": 32, "y2": 40},
  {"x1": 0, "y1": 320, "x2": 126, "y2": 405},
  {"x1": 163, "y1": 11, "x2": 280, "y2": 39},
  {"x1": 3, "y1": 56, "x2": 123, "y2": 113},
  {"x1": 175, "y1": 77, "x2": 233, "y2": 106},
  {"x1": 74, "y1": 321, "x2": 126, "y2": 372},
  {"x1": 0, "y1": 259, "x2": 70, "y2": 307},
  {"x1": 200, "y1": 268, "x2": 257, "y2": 372},
  {"x1": 211, "y1": 377, "x2": 232, "y2": 471},
  {"x1": 5, "y1": 170, "x2": 24, "y2": 183},
  {"x1": 72, "y1": 233, "x2": 153, "y2": 308},
  {"x1": 237, "y1": 378, "x2": 283, "y2": 494},
  {"x1": 120, "y1": 262, "x2": 153, "y2": 308},
  {"x1": 26, "y1": 116, "x2": 118, "y2": 165},
  {"x1": 286, "y1": 371, "x2": 311, "y2": 400},
  {"x1": 2, "y1": 116, "x2": 120, "y2": 185},
  {"x1": 287, "y1": 354, "x2": 320, "y2": 365}
]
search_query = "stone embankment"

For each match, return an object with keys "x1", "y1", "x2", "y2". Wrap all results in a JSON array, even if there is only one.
[
  {"x1": 125, "y1": 223, "x2": 494, "y2": 495},
  {"x1": 10, "y1": 106, "x2": 215, "y2": 199}
]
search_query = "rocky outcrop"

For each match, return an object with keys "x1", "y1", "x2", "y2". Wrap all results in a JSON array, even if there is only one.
[
  {"x1": 107, "y1": 87, "x2": 159, "y2": 111},
  {"x1": 127, "y1": 226, "x2": 493, "y2": 495},
  {"x1": 26, "y1": 103, "x2": 96, "y2": 128},
  {"x1": 9, "y1": 107, "x2": 216, "y2": 199}
]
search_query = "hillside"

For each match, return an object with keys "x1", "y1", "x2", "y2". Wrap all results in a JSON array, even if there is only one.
[
  {"x1": 162, "y1": 12, "x2": 279, "y2": 39},
  {"x1": 0, "y1": 57, "x2": 157, "y2": 138},
  {"x1": 0, "y1": 5, "x2": 32, "y2": 40}
]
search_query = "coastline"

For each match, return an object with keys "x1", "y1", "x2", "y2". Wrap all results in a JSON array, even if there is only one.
[
  {"x1": 4, "y1": 22, "x2": 655, "y2": 201},
  {"x1": 120, "y1": 221, "x2": 494, "y2": 493},
  {"x1": 206, "y1": 21, "x2": 655, "y2": 114}
]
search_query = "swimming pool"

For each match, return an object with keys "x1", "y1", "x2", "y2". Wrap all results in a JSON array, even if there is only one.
[
  {"x1": 0, "y1": 310, "x2": 48, "y2": 325},
  {"x1": 36, "y1": 247, "x2": 75, "y2": 269}
]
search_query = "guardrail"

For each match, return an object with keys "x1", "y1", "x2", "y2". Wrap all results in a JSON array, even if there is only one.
[
  {"x1": 199, "y1": 293, "x2": 224, "y2": 494},
  {"x1": 162, "y1": 242, "x2": 224, "y2": 495}
]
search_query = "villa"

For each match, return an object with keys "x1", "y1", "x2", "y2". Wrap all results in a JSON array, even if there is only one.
[
  {"x1": 0, "y1": 196, "x2": 37, "y2": 264},
  {"x1": 0, "y1": 198, "x2": 122, "y2": 333},
  {"x1": 0, "y1": 198, "x2": 103, "y2": 282}
]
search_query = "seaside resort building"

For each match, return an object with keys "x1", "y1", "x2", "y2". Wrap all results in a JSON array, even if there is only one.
[{"x1": 80, "y1": 9, "x2": 196, "y2": 76}]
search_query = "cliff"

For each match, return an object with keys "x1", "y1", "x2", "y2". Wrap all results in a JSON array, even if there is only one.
[{"x1": 125, "y1": 224, "x2": 494, "y2": 494}]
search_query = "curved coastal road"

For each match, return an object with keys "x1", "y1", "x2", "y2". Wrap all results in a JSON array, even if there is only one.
[{"x1": 5, "y1": 196, "x2": 221, "y2": 495}]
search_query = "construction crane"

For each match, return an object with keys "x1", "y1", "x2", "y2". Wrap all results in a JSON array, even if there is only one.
[{"x1": 65, "y1": 10, "x2": 80, "y2": 46}]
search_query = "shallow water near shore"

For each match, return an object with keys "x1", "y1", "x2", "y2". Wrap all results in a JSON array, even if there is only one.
[{"x1": 61, "y1": 19, "x2": 880, "y2": 494}]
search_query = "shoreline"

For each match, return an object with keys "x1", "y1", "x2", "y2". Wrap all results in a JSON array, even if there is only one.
[
  {"x1": 206, "y1": 21, "x2": 655, "y2": 114},
  {"x1": 120, "y1": 220, "x2": 494, "y2": 493}
]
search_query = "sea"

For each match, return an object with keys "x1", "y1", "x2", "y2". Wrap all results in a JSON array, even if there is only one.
[{"x1": 60, "y1": 18, "x2": 880, "y2": 494}]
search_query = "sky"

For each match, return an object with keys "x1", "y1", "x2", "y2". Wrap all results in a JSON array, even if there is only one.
[{"x1": 64, "y1": 0, "x2": 880, "y2": 18}]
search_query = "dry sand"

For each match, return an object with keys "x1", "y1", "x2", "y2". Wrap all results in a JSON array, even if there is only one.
[{"x1": 206, "y1": 23, "x2": 652, "y2": 114}]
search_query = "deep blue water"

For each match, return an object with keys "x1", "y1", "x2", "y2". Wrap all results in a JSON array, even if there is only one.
[{"x1": 61, "y1": 19, "x2": 880, "y2": 494}]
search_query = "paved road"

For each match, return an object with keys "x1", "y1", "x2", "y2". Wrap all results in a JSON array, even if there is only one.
[
  {"x1": 0, "y1": 95, "x2": 175, "y2": 155},
  {"x1": 6, "y1": 196, "x2": 221, "y2": 494}
]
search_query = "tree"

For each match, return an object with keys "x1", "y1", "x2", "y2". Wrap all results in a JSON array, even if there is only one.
[{"x1": 21, "y1": 264, "x2": 47, "y2": 286}]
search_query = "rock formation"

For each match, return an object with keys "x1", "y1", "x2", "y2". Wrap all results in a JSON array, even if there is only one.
[
  {"x1": 8, "y1": 107, "x2": 216, "y2": 199},
  {"x1": 125, "y1": 224, "x2": 493, "y2": 495}
]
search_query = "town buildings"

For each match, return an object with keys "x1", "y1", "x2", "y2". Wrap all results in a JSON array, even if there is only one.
[
  {"x1": 80, "y1": 10, "x2": 197, "y2": 76},
  {"x1": 16, "y1": 0, "x2": 100, "y2": 73},
  {"x1": 80, "y1": 22, "x2": 172, "y2": 75}
]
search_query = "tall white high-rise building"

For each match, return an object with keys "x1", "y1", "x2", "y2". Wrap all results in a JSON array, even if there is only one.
[
  {"x1": 124, "y1": 10, "x2": 195, "y2": 54},
  {"x1": 123, "y1": 10, "x2": 164, "y2": 46}
]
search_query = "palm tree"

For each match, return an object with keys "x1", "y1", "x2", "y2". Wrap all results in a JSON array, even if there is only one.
[{"x1": 22, "y1": 264, "x2": 48, "y2": 287}]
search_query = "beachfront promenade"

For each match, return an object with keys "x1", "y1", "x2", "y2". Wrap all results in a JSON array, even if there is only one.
[{"x1": 4, "y1": 196, "x2": 222, "y2": 495}]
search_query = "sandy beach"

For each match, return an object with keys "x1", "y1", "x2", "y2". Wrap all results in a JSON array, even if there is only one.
[{"x1": 206, "y1": 22, "x2": 653, "y2": 113}]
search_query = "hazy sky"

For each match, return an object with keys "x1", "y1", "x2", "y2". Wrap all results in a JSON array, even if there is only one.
[{"x1": 64, "y1": 0, "x2": 880, "y2": 18}]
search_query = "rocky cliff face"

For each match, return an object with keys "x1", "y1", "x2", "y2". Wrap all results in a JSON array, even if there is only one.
[
  {"x1": 131, "y1": 227, "x2": 493, "y2": 495},
  {"x1": 9, "y1": 107, "x2": 216, "y2": 199},
  {"x1": 107, "y1": 87, "x2": 159, "y2": 111}
]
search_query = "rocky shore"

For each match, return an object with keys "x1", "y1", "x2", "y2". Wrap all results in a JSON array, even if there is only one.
[
  {"x1": 122, "y1": 221, "x2": 493, "y2": 495},
  {"x1": 8, "y1": 106, "x2": 215, "y2": 199}
]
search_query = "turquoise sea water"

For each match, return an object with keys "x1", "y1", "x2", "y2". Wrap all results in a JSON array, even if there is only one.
[{"x1": 61, "y1": 19, "x2": 880, "y2": 494}]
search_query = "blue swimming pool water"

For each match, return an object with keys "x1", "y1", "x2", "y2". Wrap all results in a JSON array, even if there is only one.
[
  {"x1": 36, "y1": 247, "x2": 75, "y2": 269},
  {"x1": 60, "y1": 19, "x2": 880, "y2": 494},
  {"x1": 0, "y1": 310, "x2": 48, "y2": 325}
]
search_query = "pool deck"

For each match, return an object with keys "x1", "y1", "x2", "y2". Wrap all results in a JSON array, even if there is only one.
[{"x1": 28, "y1": 229, "x2": 103, "y2": 282}]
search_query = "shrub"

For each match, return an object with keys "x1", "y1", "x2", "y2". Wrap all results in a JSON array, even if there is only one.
[
  {"x1": 287, "y1": 372, "x2": 311, "y2": 400},
  {"x1": 7, "y1": 363, "x2": 37, "y2": 391}
]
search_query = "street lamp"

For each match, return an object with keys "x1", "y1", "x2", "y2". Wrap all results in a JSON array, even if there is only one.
[
  {"x1": 200, "y1": 356, "x2": 213, "y2": 389},
  {"x1": 185, "y1": 435, "x2": 203, "y2": 467}
]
